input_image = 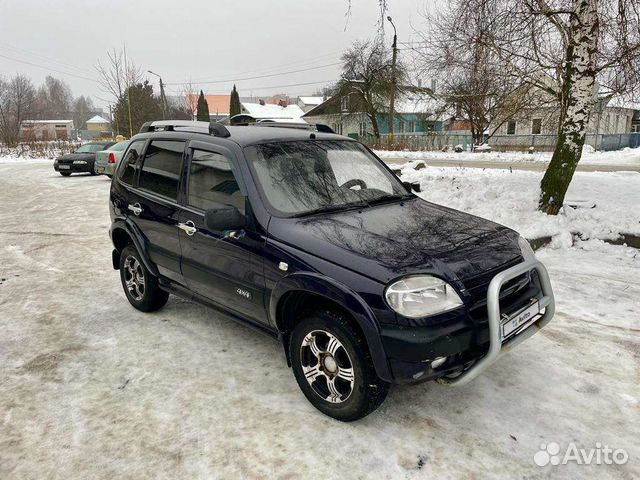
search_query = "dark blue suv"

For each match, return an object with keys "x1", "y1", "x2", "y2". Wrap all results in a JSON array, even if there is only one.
[{"x1": 109, "y1": 120, "x2": 555, "y2": 421}]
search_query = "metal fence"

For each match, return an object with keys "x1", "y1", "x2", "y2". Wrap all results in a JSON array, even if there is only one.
[{"x1": 362, "y1": 132, "x2": 640, "y2": 152}]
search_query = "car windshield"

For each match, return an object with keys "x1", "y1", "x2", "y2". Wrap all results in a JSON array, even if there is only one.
[
  {"x1": 245, "y1": 140, "x2": 408, "y2": 217},
  {"x1": 75, "y1": 143, "x2": 108, "y2": 153},
  {"x1": 109, "y1": 141, "x2": 129, "y2": 152}
]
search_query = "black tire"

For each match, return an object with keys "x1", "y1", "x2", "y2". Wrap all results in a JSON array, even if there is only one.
[
  {"x1": 290, "y1": 311, "x2": 389, "y2": 421},
  {"x1": 60, "y1": 171, "x2": 71, "y2": 176},
  {"x1": 119, "y1": 245, "x2": 169, "y2": 312}
]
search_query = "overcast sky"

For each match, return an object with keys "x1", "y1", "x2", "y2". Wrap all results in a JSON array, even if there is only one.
[{"x1": 0, "y1": 0, "x2": 429, "y2": 111}]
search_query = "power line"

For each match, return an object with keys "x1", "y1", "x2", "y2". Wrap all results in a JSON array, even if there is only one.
[
  {"x1": 183, "y1": 50, "x2": 344, "y2": 84},
  {"x1": 0, "y1": 53, "x2": 98, "y2": 83},
  {"x1": 0, "y1": 43, "x2": 95, "y2": 76},
  {"x1": 164, "y1": 62, "x2": 341, "y2": 86},
  {"x1": 165, "y1": 78, "x2": 335, "y2": 96}
]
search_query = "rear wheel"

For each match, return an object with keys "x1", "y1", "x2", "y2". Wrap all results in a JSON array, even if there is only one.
[
  {"x1": 119, "y1": 245, "x2": 168, "y2": 312},
  {"x1": 290, "y1": 311, "x2": 389, "y2": 421},
  {"x1": 60, "y1": 171, "x2": 71, "y2": 176}
]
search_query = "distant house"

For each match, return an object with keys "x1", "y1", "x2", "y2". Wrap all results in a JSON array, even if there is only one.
[
  {"x1": 188, "y1": 94, "x2": 231, "y2": 121},
  {"x1": 302, "y1": 90, "x2": 442, "y2": 138},
  {"x1": 231, "y1": 99, "x2": 306, "y2": 124},
  {"x1": 20, "y1": 120, "x2": 74, "y2": 141},
  {"x1": 297, "y1": 96, "x2": 325, "y2": 113},
  {"x1": 86, "y1": 115, "x2": 110, "y2": 132}
]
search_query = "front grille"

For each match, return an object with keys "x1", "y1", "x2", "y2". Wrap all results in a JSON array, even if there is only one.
[
  {"x1": 462, "y1": 256, "x2": 540, "y2": 322},
  {"x1": 462, "y1": 256, "x2": 523, "y2": 305}
]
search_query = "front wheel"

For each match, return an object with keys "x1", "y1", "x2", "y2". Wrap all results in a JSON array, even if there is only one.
[
  {"x1": 60, "y1": 171, "x2": 71, "y2": 176},
  {"x1": 119, "y1": 245, "x2": 169, "y2": 312},
  {"x1": 290, "y1": 311, "x2": 389, "y2": 421}
]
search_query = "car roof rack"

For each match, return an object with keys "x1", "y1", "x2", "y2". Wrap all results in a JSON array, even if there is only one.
[
  {"x1": 249, "y1": 122, "x2": 336, "y2": 134},
  {"x1": 138, "y1": 120, "x2": 334, "y2": 137},
  {"x1": 139, "y1": 120, "x2": 231, "y2": 138}
]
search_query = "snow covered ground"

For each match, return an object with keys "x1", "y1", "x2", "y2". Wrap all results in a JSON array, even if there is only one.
[
  {"x1": 1, "y1": 162, "x2": 638, "y2": 479},
  {"x1": 375, "y1": 145, "x2": 640, "y2": 167}
]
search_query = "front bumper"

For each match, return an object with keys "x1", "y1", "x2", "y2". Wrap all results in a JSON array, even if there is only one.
[
  {"x1": 380, "y1": 259, "x2": 555, "y2": 384},
  {"x1": 54, "y1": 161, "x2": 93, "y2": 173}
]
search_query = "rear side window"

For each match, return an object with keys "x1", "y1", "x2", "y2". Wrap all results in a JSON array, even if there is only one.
[
  {"x1": 117, "y1": 140, "x2": 145, "y2": 186},
  {"x1": 138, "y1": 140, "x2": 185, "y2": 201},
  {"x1": 188, "y1": 149, "x2": 244, "y2": 213}
]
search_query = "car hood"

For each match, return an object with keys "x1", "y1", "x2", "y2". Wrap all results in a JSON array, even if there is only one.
[{"x1": 268, "y1": 197, "x2": 522, "y2": 284}]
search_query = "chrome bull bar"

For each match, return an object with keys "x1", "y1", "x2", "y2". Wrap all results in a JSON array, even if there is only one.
[{"x1": 439, "y1": 258, "x2": 555, "y2": 386}]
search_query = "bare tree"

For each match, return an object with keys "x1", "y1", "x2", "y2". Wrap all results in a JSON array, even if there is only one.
[
  {"x1": 0, "y1": 75, "x2": 36, "y2": 147},
  {"x1": 444, "y1": 0, "x2": 640, "y2": 214},
  {"x1": 336, "y1": 38, "x2": 405, "y2": 138},
  {"x1": 180, "y1": 79, "x2": 198, "y2": 120},
  {"x1": 415, "y1": 2, "x2": 544, "y2": 146},
  {"x1": 95, "y1": 48, "x2": 143, "y2": 102},
  {"x1": 72, "y1": 95, "x2": 95, "y2": 131},
  {"x1": 32, "y1": 76, "x2": 73, "y2": 119}
]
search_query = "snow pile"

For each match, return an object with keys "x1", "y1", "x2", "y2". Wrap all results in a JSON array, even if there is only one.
[
  {"x1": 400, "y1": 166, "x2": 640, "y2": 241},
  {"x1": 375, "y1": 146, "x2": 640, "y2": 167}
]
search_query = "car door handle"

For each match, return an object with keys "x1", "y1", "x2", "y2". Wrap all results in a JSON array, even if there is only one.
[
  {"x1": 128, "y1": 203, "x2": 142, "y2": 216},
  {"x1": 178, "y1": 221, "x2": 197, "y2": 236}
]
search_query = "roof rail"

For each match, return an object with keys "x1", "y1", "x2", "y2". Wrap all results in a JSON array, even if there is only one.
[
  {"x1": 138, "y1": 120, "x2": 230, "y2": 138},
  {"x1": 249, "y1": 122, "x2": 336, "y2": 134}
]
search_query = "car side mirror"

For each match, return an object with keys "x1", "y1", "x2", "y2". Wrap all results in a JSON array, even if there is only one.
[
  {"x1": 204, "y1": 205, "x2": 245, "y2": 232},
  {"x1": 402, "y1": 181, "x2": 421, "y2": 193}
]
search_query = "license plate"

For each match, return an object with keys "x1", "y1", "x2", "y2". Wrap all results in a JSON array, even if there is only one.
[
  {"x1": 58, "y1": 165, "x2": 70, "y2": 170},
  {"x1": 501, "y1": 300, "x2": 540, "y2": 340}
]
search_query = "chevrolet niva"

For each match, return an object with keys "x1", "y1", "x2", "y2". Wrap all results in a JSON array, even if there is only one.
[{"x1": 109, "y1": 120, "x2": 554, "y2": 421}]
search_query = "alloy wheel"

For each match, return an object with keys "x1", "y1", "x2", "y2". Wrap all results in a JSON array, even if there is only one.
[
  {"x1": 300, "y1": 330, "x2": 355, "y2": 404},
  {"x1": 123, "y1": 255, "x2": 145, "y2": 301}
]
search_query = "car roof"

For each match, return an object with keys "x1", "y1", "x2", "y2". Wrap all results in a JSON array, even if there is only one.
[{"x1": 130, "y1": 125, "x2": 354, "y2": 148}]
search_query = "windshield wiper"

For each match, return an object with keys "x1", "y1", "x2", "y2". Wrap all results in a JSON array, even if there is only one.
[
  {"x1": 292, "y1": 200, "x2": 370, "y2": 218},
  {"x1": 366, "y1": 193, "x2": 410, "y2": 206}
]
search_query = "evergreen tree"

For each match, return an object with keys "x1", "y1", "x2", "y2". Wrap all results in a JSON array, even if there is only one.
[
  {"x1": 113, "y1": 81, "x2": 162, "y2": 136},
  {"x1": 229, "y1": 85, "x2": 241, "y2": 118},
  {"x1": 196, "y1": 90, "x2": 210, "y2": 121}
]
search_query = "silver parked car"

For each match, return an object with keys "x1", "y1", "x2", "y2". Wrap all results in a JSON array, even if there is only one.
[{"x1": 94, "y1": 140, "x2": 131, "y2": 177}]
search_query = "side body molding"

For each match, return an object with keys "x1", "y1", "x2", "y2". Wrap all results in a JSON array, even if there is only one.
[{"x1": 269, "y1": 272, "x2": 393, "y2": 382}]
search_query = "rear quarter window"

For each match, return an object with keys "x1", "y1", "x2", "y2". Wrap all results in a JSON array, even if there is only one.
[
  {"x1": 138, "y1": 140, "x2": 185, "y2": 201},
  {"x1": 117, "y1": 140, "x2": 146, "y2": 186}
]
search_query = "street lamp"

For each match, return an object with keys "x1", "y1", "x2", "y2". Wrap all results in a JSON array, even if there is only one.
[
  {"x1": 387, "y1": 16, "x2": 398, "y2": 149},
  {"x1": 148, "y1": 70, "x2": 167, "y2": 120}
]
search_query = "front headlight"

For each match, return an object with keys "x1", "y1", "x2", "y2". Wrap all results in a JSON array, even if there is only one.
[
  {"x1": 73, "y1": 160, "x2": 87, "y2": 165},
  {"x1": 518, "y1": 236, "x2": 535, "y2": 260},
  {"x1": 385, "y1": 275, "x2": 463, "y2": 318}
]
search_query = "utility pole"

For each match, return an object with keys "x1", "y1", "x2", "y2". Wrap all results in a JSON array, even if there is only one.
[
  {"x1": 123, "y1": 44, "x2": 133, "y2": 137},
  {"x1": 148, "y1": 70, "x2": 167, "y2": 120},
  {"x1": 387, "y1": 16, "x2": 398, "y2": 150}
]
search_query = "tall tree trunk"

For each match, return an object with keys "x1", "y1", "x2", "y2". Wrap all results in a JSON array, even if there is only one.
[
  {"x1": 539, "y1": 0, "x2": 599, "y2": 215},
  {"x1": 369, "y1": 111, "x2": 381, "y2": 139}
]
